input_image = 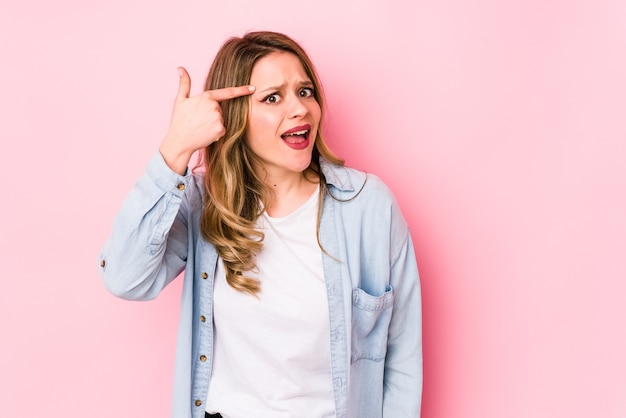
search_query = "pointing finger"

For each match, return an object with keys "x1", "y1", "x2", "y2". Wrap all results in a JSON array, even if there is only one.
[
  {"x1": 176, "y1": 67, "x2": 191, "y2": 101},
  {"x1": 206, "y1": 85, "x2": 256, "y2": 102}
]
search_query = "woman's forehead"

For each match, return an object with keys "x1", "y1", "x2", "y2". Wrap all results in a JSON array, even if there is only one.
[{"x1": 250, "y1": 52, "x2": 311, "y2": 87}]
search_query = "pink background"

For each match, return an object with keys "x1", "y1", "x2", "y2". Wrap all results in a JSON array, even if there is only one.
[{"x1": 1, "y1": 0, "x2": 625, "y2": 417}]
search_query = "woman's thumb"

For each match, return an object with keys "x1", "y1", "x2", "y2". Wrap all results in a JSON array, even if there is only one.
[{"x1": 175, "y1": 67, "x2": 191, "y2": 101}]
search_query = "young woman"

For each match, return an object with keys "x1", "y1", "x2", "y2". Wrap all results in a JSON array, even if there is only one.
[{"x1": 99, "y1": 31, "x2": 422, "y2": 418}]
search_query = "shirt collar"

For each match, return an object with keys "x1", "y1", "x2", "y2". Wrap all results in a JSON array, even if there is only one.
[{"x1": 320, "y1": 157, "x2": 367, "y2": 194}]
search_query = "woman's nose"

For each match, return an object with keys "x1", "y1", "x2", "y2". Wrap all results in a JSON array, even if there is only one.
[{"x1": 287, "y1": 94, "x2": 308, "y2": 118}]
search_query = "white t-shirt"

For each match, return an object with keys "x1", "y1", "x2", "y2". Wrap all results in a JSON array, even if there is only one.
[{"x1": 206, "y1": 186, "x2": 335, "y2": 417}]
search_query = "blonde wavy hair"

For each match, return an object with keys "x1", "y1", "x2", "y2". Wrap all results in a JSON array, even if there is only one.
[{"x1": 200, "y1": 31, "x2": 343, "y2": 295}]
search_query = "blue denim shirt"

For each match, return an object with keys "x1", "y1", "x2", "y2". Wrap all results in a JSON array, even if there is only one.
[{"x1": 99, "y1": 152, "x2": 422, "y2": 417}]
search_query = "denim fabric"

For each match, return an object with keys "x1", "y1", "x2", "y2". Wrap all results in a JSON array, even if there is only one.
[{"x1": 100, "y1": 152, "x2": 422, "y2": 417}]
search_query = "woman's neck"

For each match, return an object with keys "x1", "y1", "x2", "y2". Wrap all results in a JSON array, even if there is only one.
[{"x1": 262, "y1": 169, "x2": 319, "y2": 218}]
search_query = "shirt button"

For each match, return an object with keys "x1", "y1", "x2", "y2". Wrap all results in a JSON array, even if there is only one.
[
  {"x1": 200, "y1": 355, "x2": 207, "y2": 362},
  {"x1": 201, "y1": 272, "x2": 208, "y2": 279},
  {"x1": 200, "y1": 315, "x2": 206, "y2": 323},
  {"x1": 99, "y1": 259, "x2": 106, "y2": 268},
  {"x1": 177, "y1": 183, "x2": 186, "y2": 191},
  {"x1": 195, "y1": 400, "x2": 202, "y2": 407}
]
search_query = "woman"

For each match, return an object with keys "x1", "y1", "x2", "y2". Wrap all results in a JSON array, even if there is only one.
[{"x1": 99, "y1": 31, "x2": 422, "y2": 418}]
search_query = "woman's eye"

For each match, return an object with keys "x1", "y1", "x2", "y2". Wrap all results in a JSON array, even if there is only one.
[
  {"x1": 262, "y1": 93, "x2": 280, "y2": 104},
  {"x1": 299, "y1": 87, "x2": 314, "y2": 98}
]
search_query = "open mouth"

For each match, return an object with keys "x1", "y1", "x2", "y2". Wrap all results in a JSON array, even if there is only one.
[
  {"x1": 281, "y1": 129, "x2": 310, "y2": 144},
  {"x1": 280, "y1": 124, "x2": 312, "y2": 150}
]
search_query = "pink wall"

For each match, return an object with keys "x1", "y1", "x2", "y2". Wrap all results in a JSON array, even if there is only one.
[{"x1": 2, "y1": 0, "x2": 625, "y2": 417}]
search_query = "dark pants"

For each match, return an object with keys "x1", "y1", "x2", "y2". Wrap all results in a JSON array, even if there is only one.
[{"x1": 205, "y1": 413, "x2": 222, "y2": 418}]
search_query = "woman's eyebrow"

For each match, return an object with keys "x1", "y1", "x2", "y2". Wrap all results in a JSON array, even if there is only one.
[
  {"x1": 257, "y1": 79, "x2": 313, "y2": 94},
  {"x1": 257, "y1": 83, "x2": 285, "y2": 94}
]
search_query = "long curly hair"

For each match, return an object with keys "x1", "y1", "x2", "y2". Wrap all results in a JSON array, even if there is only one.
[{"x1": 201, "y1": 31, "x2": 343, "y2": 295}]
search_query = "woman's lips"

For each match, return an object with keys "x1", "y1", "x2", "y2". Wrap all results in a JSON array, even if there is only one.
[{"x1": 281, "y1": 124, "x2": 311, "y2": 149}]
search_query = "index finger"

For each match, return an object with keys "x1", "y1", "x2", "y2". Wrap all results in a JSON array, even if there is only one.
[{"x1": 207, "y1": 85, "x2": 256, "y2": 102}]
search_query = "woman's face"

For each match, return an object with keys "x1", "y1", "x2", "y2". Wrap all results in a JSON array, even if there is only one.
[{"x1": 246, "y1": 51, "x2": 321, "y2": 180}]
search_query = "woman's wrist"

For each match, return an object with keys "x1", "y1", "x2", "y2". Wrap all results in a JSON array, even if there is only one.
[{"x1": 159, "y1": 139, "x2": 194, "y2": 175}]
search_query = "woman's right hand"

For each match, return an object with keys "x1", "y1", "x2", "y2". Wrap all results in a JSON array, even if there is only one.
[{"x1": 159, "y1": 67, "x2": 255, "y2": 174}]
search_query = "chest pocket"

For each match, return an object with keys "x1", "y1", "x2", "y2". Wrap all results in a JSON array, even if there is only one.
[{"x1": 351, "y1": 286, "x2": 394, "y2": 363}]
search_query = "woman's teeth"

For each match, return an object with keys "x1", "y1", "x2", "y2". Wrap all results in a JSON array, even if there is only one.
[{"x1": 283, "y1": 130, "x2": 308, "y2": 137}]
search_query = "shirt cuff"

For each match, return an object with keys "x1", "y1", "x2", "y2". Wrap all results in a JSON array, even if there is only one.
[{"x1": 145, "y1": 151, "x2": 191, "y2": 195}]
